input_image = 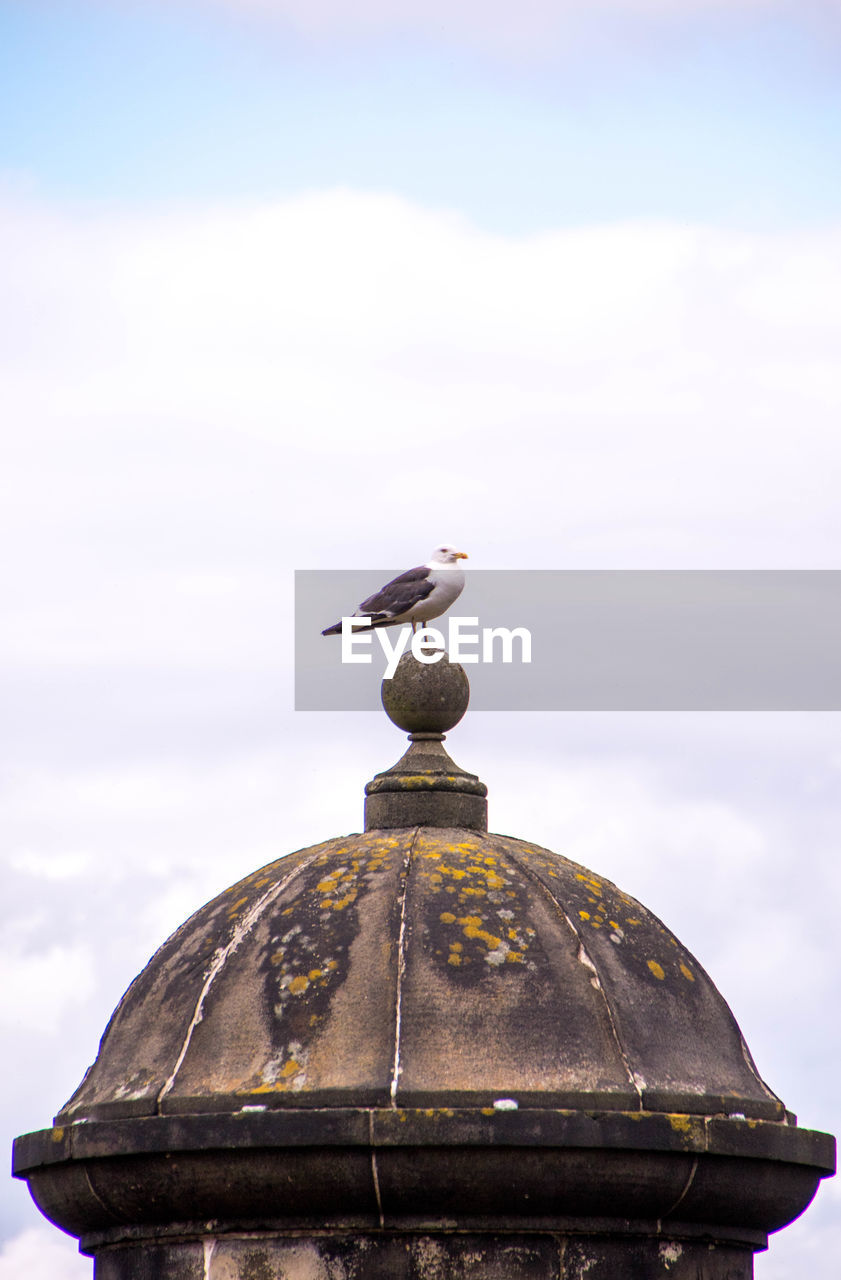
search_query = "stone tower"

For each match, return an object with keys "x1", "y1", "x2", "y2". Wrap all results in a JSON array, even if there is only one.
[{"x1": 14, "y1": 655, "x2": 835, "y2": 1278}]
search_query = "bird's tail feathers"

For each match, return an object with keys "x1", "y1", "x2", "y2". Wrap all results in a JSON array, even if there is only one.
[{"x1": 322, "y1": 612, "x2": 400, "y2": 636}]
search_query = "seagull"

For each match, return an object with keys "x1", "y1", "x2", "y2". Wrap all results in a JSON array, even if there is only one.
[{"x1": 322, "y1": 546, "x2": 468, "y2": 635}]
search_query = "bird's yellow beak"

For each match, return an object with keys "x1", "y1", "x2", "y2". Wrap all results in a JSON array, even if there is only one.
[{"x1": 455, "y1": 551, "x2": 468, "y2": 560}]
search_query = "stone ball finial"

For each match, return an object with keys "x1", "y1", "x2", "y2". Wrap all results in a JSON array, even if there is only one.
[{"x1": 381, "y1": 650, "x2": 470, "y2": 735}]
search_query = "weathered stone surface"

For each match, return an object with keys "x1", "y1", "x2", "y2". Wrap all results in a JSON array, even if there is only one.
[
  {"x1": 381, "y1": 652, "x2": 470, "y2": 734},
  {"x1": 365, "y1": 736, "x2": 488, "y2": 831},
  {"x1": 64, "y1": 1231, "x2": 769, "y2": 1279},
  {"x1": 50, "y1": 830, "x2": 793, "y2": 1122}
]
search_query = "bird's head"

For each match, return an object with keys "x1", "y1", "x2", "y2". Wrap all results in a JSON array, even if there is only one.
[{"x1": 430, "y1": 545, "x2": 469, "y2": 565}]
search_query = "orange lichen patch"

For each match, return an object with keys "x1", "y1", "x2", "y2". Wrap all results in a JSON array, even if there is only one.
[
  {"x1": 576, "y1": 873, "x2": 603, "y2": 895},
  {"x1": 626, "y1": 918, "x2": 642, "y2": 926},
  {"x1": 450, "y1": 942, "x2": 463, "y2": 953},
  {"x1": 647, "y1": 960, "x2": 666, "y2": 981},
  {"x1": 227, "y1": 895, "x2": 249, "y2": 916},
  {"x1": 317, "y1": 870, "x2": 347, "y2": 892},
  {"x1": 609, "y1": 921, "x2": 620, "y2": 930},
  {"x1": 249, "y1": 1058, "x2": 305, "y2": 1093},
  {"x1": 440, "y1": 911, "x2": 457, "y2": 924},
  {"x1": 679, "y1": 963, "x2": 695, "y2": 982},
  {"x1": 481, "y1": 1107, "x2": 496, "y2": 1116},
  {"x1": 287, "y1": 975, "x2": 310, "y2": 995},
  {"x1": 579, "y1": 910, "x2": 590, "y2": 920},
  {"x1": 447, "y1": 953, "x2": 462, "y2": 966},
  {"x1": 52, "y1": 1127, "x2": 65, "y2": 1143},
  {"x1": 308, "y1": 969, "x2": 323, "y2": 982},
  {"x1": 463, "y1": 923, "x2": 502, "y2": 949},
  {"x1": 506, "y1": 952, "x2": 524, "y2": 963},
  {"x1": 667, "y1": 1113, "x2": 705, "y2": 1143},
  {"x1": 323, "y1": 891, "x2": 358, "y2": 911},
  {"x1": 269, "y1": 950, "x2": 285, "y2": 966}
]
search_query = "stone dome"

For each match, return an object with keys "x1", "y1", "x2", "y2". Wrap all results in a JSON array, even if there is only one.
[
  {"x1": 58, "y1": 828, "x2": 784, "y2": 1124},
  {"x1": 14, "y1": 656, "x2": 834, "y2": 1273}
]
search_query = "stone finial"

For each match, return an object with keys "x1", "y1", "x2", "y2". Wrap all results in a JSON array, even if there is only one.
[{"x1": 364, "y1": 651, "x2": 487, "y2": 831}]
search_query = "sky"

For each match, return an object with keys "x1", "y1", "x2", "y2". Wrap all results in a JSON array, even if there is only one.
[{"x1": 2, "y1": 0, "x2": 840, "y2": 1275}]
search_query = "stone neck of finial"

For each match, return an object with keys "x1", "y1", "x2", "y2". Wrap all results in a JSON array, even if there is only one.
[{"x1": 364, "y1": 733, "x2": 488, "y2": 832}]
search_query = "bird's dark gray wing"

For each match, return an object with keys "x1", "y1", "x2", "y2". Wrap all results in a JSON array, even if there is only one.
[{"x1": 360, "y1": 566, "x2": 434, "y2": 619}]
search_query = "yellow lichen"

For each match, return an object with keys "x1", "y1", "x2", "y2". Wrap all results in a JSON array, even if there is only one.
[
  {"x1": 647, "y1": 960, "x2": 666, "y2": 980},
  {"x1": 679, "y1": 963, "x2": 695, "y2": 982},
  {"x1": 463, "y1": 925, "x2": 502, "y2": 949}
]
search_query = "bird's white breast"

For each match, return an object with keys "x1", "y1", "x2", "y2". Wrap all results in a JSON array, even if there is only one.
[{"x1": 415, "y1": 566, "x2": 465, "y2": 621}]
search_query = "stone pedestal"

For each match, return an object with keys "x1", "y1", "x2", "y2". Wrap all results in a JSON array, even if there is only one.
[
  {"x1": 89, "y1": 1232, "x2": 758, "y2": 1280},
  {"x1": 14, "y1": 1108, "x2": 834, "y2": 1280}
]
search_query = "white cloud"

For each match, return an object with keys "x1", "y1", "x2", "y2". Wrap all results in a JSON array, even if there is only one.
[
  {"x1": 9, "y1": 849, "x2": 93, "y2": 881},
  {"x1": 0, "y1": 943, "x2": 95, "y2": 1034},
  {"x1": 2, "y1": 187, "x2": 840, "y2": 627},
  {"x1": 0, "y1": 1227, "x2": 90, "y2": 1280},
  {"x1": 2, "y1": 187, "x2": 838, "y2": 1264}
]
